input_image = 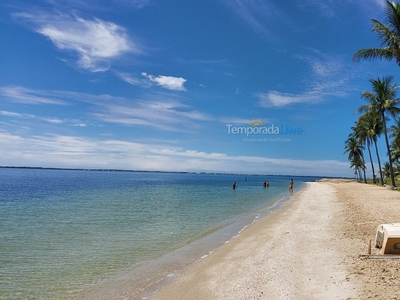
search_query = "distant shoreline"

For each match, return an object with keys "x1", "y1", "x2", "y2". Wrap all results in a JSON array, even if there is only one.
[{"x1": 0, "y1": 166, "x2": 350, "y2": 179}]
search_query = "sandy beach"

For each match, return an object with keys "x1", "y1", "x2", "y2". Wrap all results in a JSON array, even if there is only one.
[{"x1": 148, "y1": 180, "x2": 400, "y2": 300}]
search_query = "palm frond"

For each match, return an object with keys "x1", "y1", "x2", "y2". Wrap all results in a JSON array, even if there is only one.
[
  {"x1": 352, "y1": 48, "x2": 395, "y2": 62},
  {"x1": 371, "y1": 19, "x2": 400, "y2": 47},
  {"x1": 353, "y1": 1, "x2": 400, "y2": 66},
  {"x1": 385, "y1": 0, "x2": 400, "y2": 34}
]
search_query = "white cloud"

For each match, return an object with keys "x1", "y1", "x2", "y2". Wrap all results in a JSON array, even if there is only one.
[
  {"x1": 0, "y1": 110, "x2": 24, "y2": 117},
  {"x1": 256, "y1": 91, "x2": 317, "y2": 107},
  {"x1": 1, "y1": 86, "x2": 207, "y2": 131},
  {"x1": 115, "y1": 72, "x2": 145, "y2": 86},
  {"x1": 42, "y1": 118, "x2": 63, "y2": 124},
  {"x1": 114, "y1": 0, "x2": 153, "y2": 8},
  {"x1": 13, "y1": 12, "x2": 138, "y2": 72},
  {"x1": 93, "y1": 99, "x2": 209, "y2": 131},
  {"x1": 222, "y1": 0, "x2": 385, "y2": 42},
  {"x1": 0, "y1": 86, "x2": 67, "y2": 105},
  {"x1": 142, "y1": 72, "x2": 187, "y2": 91},
  {"x1": 0, "y1": 106, "x2": 89, "y2": 129},
  {"x1": 220, "y1": 0, "x2": 280, "y2": 37},
  {"x1": 0, "y1": 131, "x2": 352, "y2": 176},
  {"x1": 256, "y1": 52, "x2": 354, "y2": 107},
  {"x1": 50, "y1": 0, "x2": 154, "y2": 10},
  {"x1": 0, "y1": 109, "x2": 65, "y2": 126},
  {"x1": 297, "y1": 0, "x2": 385, "y2": 17}
]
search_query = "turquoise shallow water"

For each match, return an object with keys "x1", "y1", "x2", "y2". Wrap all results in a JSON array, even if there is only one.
[{"x1": 0, "y1": 168, "x2": 315, "y2": 299}]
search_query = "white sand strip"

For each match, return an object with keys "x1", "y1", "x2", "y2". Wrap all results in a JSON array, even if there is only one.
[{"x1": 152, "y1": 182, "x2": 360, "y2": 299}]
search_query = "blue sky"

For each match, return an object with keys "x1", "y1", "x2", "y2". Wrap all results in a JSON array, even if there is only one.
[{"x1": 0, "y1": 0, "x2": 397, "y2": 177}]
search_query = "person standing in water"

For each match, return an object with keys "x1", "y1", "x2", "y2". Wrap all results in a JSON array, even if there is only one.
[
  {"x1": 232, "y1": 182, "x2": 236, "y2": 189},
  {"x1": 289, "y1": 178, "x2": 294, "y2": 193}
]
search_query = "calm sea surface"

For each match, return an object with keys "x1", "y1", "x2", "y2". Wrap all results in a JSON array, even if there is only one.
[{"x1": 0, "y1": 168, "x2": 317, "y2": 299}]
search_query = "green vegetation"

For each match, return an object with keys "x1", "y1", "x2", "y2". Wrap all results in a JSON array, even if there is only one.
[
  {"x1": 348, "y1": 0, "x2": 400, "y2": 186},
  {"x1": 353, "y1": 1, "x2": 400, "y2": 65}
]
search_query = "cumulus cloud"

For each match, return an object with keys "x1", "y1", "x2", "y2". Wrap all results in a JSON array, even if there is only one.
[
  {"x1": 13, "y1": 12, "x2": 137, "y2": 72},
  {"x1": 142, "y1": 72, "x2": 187, "y2": 91}
]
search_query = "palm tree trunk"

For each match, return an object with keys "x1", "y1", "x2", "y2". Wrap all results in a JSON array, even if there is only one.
[
  {"x1": 382, "y1": 112, "x2": 396, "y2": 187},
  {"x1": 374, "y1": 139, "x2": 384, "y2": 185},
  {"x1": 367, "y1": 142, "x2": 376, "y2": 183},
  {"x1": 362, "y1": 166, "x2": 367, "y2": 183},
  {"x1": 361, "y1": 152, "x2": 367, "y2": 183}
]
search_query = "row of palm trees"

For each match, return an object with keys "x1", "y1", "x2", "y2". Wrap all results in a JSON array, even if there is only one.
[
  {"x1": 345, "y1": 76, "x2": 400, "y2": 185},
  {"x1": 345, "y1": 0, "x2": 400, "y2": 187}
]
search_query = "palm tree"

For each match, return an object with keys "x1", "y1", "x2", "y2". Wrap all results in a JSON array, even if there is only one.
[
  {"x1": 391, "y1": 141, "x2": 400, "y2": 163},
  {"x1": 344, "y1": 132, "x2": 366, "y2": 182},
  {"x1": 394, "y1": 160, "x2": 400, "y2": 174},
  {"x1": 356, "y1": 76, "x2": 400, "y2": 187},
  {"x1": 350, "y1": 156, "x2": 366, "y2": 182},
  {"x1": 353, "y1": 1, "x2": 400, "y2": 65},
  {"x1": 390, "y1": 118, "x2": 400, "y2": 162},
  {"x1": 382, "y1": 162, "x2": 391, "y2": 182},
  {"x1": 354, "y1": 118, "x2": 375, "y2": 183},
  {"x1": 355, "y1": 111, "x2": 384, "y2": 184}
]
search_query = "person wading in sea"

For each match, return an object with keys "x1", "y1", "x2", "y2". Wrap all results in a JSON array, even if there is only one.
[{"x1": 289, "y1": 179, "x2": 294, "y2": 194}]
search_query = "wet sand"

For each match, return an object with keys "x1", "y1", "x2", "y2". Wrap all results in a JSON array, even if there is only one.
[{"x1": 149, "y1": 180, "x2": 400, "y2": 300}]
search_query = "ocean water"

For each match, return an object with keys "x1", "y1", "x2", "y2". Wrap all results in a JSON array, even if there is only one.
[{"x1": 0, "y1": 168, "x2": 316, "y2": 299}]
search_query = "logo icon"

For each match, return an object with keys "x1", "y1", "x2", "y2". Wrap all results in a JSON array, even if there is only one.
[{"x1": 250, "y1": 118, "x2": 264, "y2": 127}]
